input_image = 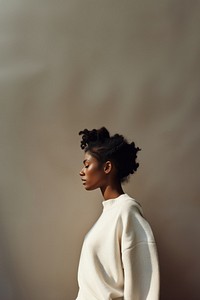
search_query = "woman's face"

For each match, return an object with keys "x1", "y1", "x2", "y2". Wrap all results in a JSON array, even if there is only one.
[{"x1": 79, "y1": 152, "x2": 107, "y2": 191}]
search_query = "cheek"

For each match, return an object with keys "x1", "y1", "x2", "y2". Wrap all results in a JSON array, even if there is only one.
[
  {"x1": 88, "y1": 169, "x2": 100, "y2": 181},
  {"x1": 88, "y1": 164, "x2": 101, "y2": 176},
  {"x1": 87, "y1": 167, "x2": 105, "y2": 185}
]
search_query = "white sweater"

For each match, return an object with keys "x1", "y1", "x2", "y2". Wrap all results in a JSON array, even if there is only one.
[{"x1": 76, "y1": 194, "x2": 159, "y2": 300}]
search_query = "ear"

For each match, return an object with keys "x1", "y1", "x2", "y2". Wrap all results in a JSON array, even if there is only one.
[{"x1": 104, "y1": 161, "x2": 112, "y2": 174}]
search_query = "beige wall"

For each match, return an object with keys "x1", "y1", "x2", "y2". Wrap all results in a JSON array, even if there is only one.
[{"x1": 0, "y1": 1, "x2": 200, "y2": 299}]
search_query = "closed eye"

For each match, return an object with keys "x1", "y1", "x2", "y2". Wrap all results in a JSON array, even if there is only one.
[{"x1": 83, "y1": 159, "x2": 90, "y2": 169}]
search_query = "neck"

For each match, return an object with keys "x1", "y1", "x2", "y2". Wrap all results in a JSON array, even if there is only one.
[{"x1": 100, "y1": 183, "x2": 124, "y2": 201}]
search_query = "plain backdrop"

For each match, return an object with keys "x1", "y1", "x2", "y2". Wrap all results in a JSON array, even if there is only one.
[{"x1": 0, "y1": 1, "x2": 200, "y2": 299}]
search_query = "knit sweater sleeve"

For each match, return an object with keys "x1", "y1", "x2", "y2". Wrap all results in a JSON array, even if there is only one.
[{"x1": 120, "y1": 204, "x2": 160, "y2": 300}]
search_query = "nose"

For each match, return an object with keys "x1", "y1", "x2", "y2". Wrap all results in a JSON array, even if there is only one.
[{"x1": 79, "y1": 168, "x2": 85, "y2": 176}]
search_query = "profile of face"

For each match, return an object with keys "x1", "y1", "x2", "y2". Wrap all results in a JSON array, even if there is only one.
[{"x1": 79, "y1": 152, "x2": 108, "y2": 191}]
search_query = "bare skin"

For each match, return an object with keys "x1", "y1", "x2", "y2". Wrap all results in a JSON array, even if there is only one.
[{"x1": 79, "y1": 152, "x2": 124, "y2": 201}]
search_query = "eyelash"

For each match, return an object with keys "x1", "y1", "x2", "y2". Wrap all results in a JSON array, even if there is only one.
[{"x1": 84, "y1": 165, "x2": 89, "y2": 168}]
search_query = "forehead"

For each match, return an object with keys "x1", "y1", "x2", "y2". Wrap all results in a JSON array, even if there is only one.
[{"x1": 83, "y1": 152, "x2": 98, "y2": 163}]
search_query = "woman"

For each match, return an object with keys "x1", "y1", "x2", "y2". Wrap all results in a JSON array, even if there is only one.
[{"x1": 76, "y1": 127, "x2": 159, "y2": 300}]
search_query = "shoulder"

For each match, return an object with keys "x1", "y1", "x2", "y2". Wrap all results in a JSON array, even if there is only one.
[
  {"x1": 118, "y1": 194, "x2": 155, "y2": 244},
  {"x1": 118, "y1": 194, "x2": 143, "y2": 217}
]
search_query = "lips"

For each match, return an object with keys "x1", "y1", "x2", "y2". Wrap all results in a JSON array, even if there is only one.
[{"x1": 81, "y1": 179, "x2": 86, "y2": 184}]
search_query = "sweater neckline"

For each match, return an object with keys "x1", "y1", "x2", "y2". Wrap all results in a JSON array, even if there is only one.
[{"x1": 102, "y1": 193, "x2": 128, "y2": 209}]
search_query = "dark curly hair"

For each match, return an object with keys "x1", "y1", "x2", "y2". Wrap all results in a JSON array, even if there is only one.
[{"x1": 79, "y1": 127, "x2": 141, "y2": 183}]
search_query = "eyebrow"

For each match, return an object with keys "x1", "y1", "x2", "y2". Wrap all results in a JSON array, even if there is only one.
[{"x1": 83, "y1": 159, "x2": 89, "y2": 164}]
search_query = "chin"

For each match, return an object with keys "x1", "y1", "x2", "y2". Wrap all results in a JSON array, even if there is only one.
[
  {"x1": 84, "y1": 186, "x2": 93, "y2": 191},
  {"x1": 83, "y1": 184, "x2": 90, "y2": 190},
  {"x1": 84, "y1": 185, "x2": 96, "y2": 191}
]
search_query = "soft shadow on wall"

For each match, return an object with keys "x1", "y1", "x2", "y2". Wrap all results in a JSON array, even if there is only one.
[{"x1": 0, "y1": 1, "x2": 200, "y2": 300}]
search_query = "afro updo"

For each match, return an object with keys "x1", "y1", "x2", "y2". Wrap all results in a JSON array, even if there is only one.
[{"x1": 79, "y1": 127, "x2": 141, "y2": 183}]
